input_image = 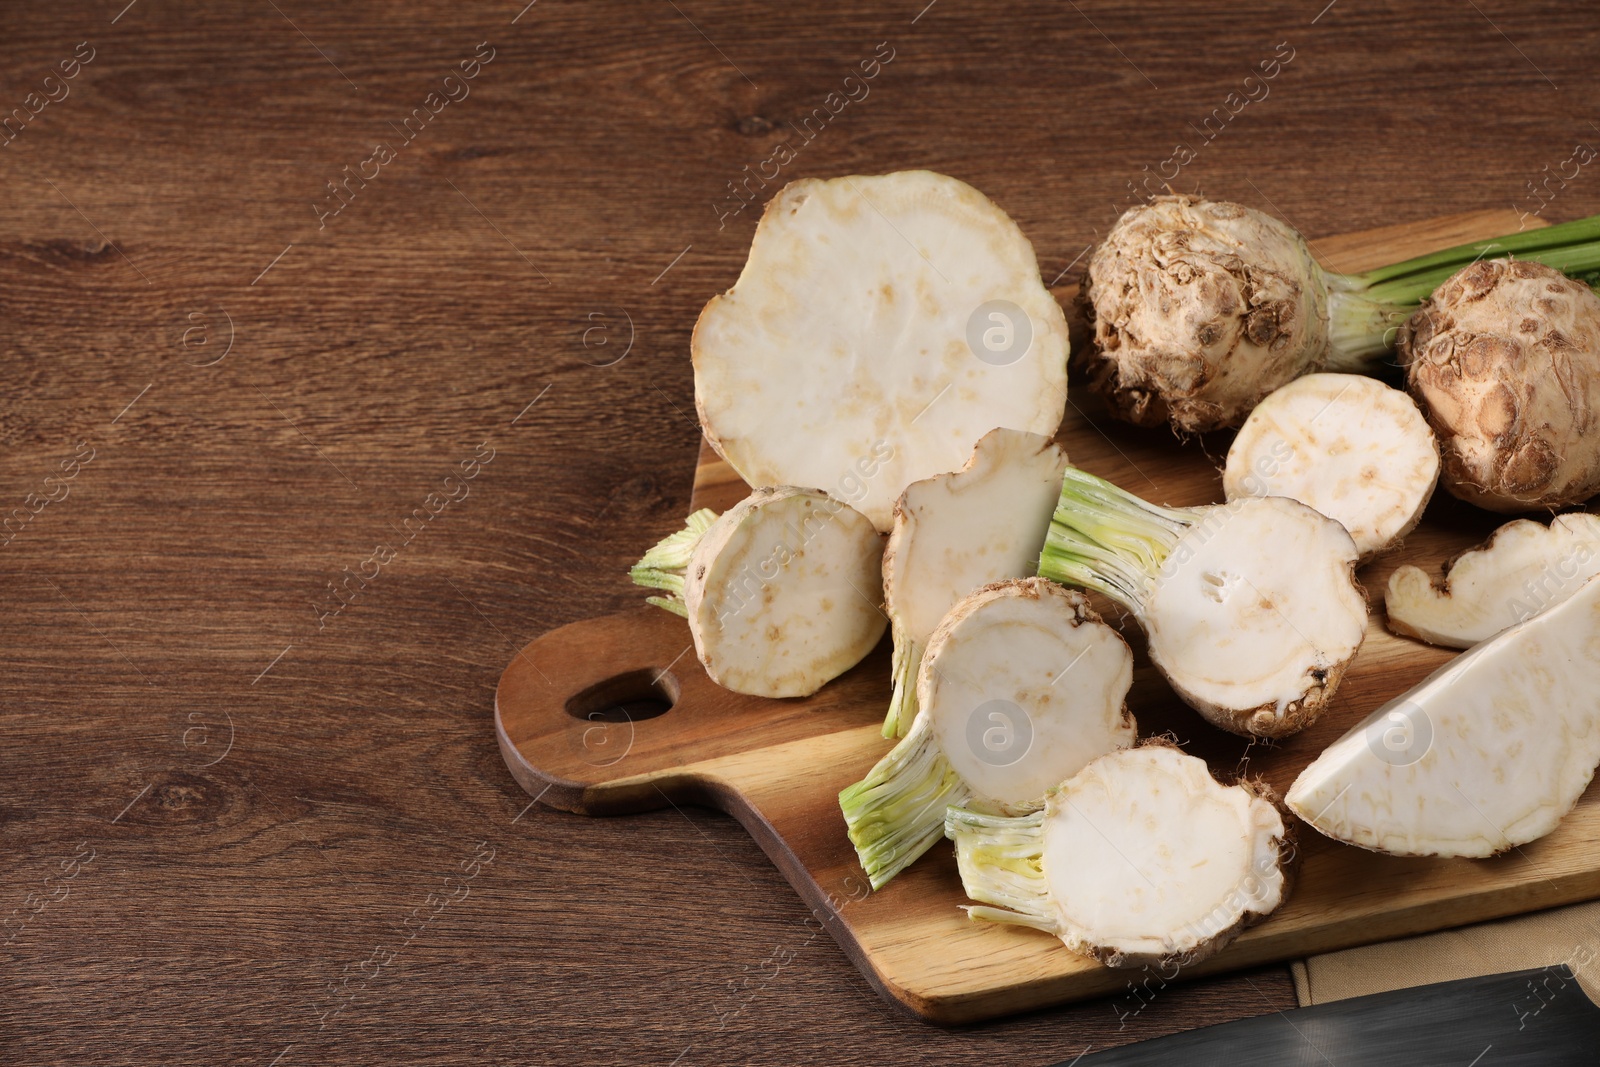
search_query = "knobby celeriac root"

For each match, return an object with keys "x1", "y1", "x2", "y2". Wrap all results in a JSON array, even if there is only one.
[
  {"x1": 1083, "y1": 198, "x2": 1600, "y2": 435},
  {"x1": 1401, "y1": 258, "x2": 1600, "y2": 512},
  {"x1": 1080, "y1": 195, "x2": 1334, "y2": 433}
]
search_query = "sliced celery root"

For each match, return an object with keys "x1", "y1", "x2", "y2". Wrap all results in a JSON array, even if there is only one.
[
  {"x1": 1038, "y1": 467, "x2": 1366, "y2": 738},
  {"x1": 632, "y1": 488, "x2": 885, "y2": 698},
  {"x1": 840, "y1": 579, "x2": 1134, "y2": 890},
  {"x1": 879, "y1": 427, "x2": 1070, "y2": 737},
  {"x1": 946, "y1": 743, "x2": 1293, "y2": 969},
  {"x1": 1224, "y1": 373, "x2": 1439, "y2": 559},
  {"x1": 1289, "y1": 574, "x2": 1600, "y2": 857},
  {"x1": 1385, "y1": 513, "x2": 1600, "y2": 648},
  {"x1": 693, "y1": 170, "x2": 1070, "y2": 532}
]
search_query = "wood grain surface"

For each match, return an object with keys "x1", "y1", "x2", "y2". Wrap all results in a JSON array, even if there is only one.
[{"x1": 5, "y1": 0, "x2": 1600, "y2": 1062}]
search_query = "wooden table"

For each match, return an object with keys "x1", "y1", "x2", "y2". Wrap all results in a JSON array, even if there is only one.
[{"x1": 3, "y1": 1, "x2": 1597, "y2": 1061}]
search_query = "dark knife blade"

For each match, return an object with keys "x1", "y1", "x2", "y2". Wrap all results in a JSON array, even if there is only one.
[{"x1": 1066, "y1": 966, "x2": 1599, "y2": 1066}]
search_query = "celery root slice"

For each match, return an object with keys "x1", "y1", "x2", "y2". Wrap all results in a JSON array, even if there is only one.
[
  {"x1": 946, "y1": 743, "x2": 1292, "y2": 968},
  {"x1": 1039, "y1": 467, "x2": 1368, "y2": 738},
  {"x1": 679, "y1": 487, "x2": 886, "y2": 698},
  {"x1": 1385, "y1": 513, "x2": 1600, "y2": 648},
  {"x1": 1289, "y1": 573, "x2": 1600, "y2": 857},
  {"x1": 1224, "y1": 373, "x2": 1439, "y2": 559},
  {"x1": 1144, "y1": 498, "x2": 1367, "y2": 737},
  {"x1": 693, "y1": 170, "x2": 1070, "y2": 532},
  {"x1": 840, "y1": 579, "x2": 1134, "y2": 889},
  {"x1": 879, "y1": 427, "x2": 1070, "y2": 736}
]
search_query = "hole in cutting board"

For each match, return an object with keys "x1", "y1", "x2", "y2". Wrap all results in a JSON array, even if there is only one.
[{"x1": 565, "y1": 667, "x2": 678, "y2": 724}]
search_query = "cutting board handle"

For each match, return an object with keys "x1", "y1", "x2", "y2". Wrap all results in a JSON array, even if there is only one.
[{"x1": 495, "y1": 606, "x2": 891, "y2": 815}]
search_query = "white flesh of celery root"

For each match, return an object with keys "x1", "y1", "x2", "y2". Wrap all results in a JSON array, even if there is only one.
[
  {"x1": 841, "y1": 579, "x2": 1135, "y2": 890},
  {"x1": 637, "y1": 487, "x2": 887, "y2": 698},
  {"x1": 1289, "y1": 573, "x2": 1600, "y2": 857},
  {"x1": 946, "y1": 743, "x2": 1292, "y2": 968},
  {"x1": 1385, "y1": 513, "x2": 1600, "y2": 648},
  {"x1": 878, "y1": 427, "x2": 1070, "y2": 737},
  {"x1": 1039, "y1": 468, "x2": 1368, "y2": 738},
  {"x1": 1224, "y1": 373, "x2": 1440, "y2": 559},
  {"x1": 692, "y1": 170, "x2": 1070, "y2": 532}
]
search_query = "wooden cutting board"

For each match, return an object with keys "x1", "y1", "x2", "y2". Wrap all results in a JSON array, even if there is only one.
[{"x1": 496, "y1": 209, "x2": 1600, "y2": 1025}]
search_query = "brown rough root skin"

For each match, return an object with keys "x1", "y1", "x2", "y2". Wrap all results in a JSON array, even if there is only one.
[
  {"x1": 1176, "y1": 653, "x2": 1351, "y2": 739},
  {"x1": 1079, "y1": 195, "x2": 1329, "y2": 434},
  {"x1": 1401, "y1": 258, "x2": 1600, "y2": 512}
]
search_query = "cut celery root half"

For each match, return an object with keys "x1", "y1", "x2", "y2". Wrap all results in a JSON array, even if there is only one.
[
  {"x1": 1289, "y1": 573, "x2": 1600, "y2": 857},
  {"x1": 879, "y1": 427, "x2": 1070, "y2": 737},
  {"x1": 1144, "y1": 498, "x2": 1366, "y2": 737},
  {"x1": 946, "y1": 742, "x2": 1293, "y2": 969},
  {"x1": 840, "y1": 579, "x2": 1135, "y2": 890},
  {"x1": 1039, "y1": 468, "x2": 1367, "y2": 738},
  {"x1": 693, "y1": 170, "x2": 1070, "y2": 532},
  {"x1": 634, "y1": 487, "x2": 886, "y2": 699},
  {"x1": 1385, "y1": 513, "x2": 1600, "y2": 648},
  {"x1": 1224, "y1": 373, "x2": 1440, "y2": 559}
]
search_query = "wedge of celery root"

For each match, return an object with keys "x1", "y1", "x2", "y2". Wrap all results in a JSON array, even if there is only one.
[
  {"x1": 1385, "y1": 513, "x2": 1600, "y2": 648},
  {"x1": 693, "y1": 170, "x2": 1070, "y2": 532},
  {"x1": 1290, "y1": 573, "x2": 1600, "y2": 857},
  {"x1": 1037, "y1": 467, "x2": 1366, "y2": 738},
  {"x1": 946, "y1": 742, "x2": 1293, "y2": 968},
  {"x1": 629, "y1": 487, "x2": 885, "y2": 698},
  {"x1": 1224, "y1": 373, "x2": 1439, "y2": 559},
  {"x1": 841, "y1": 579, "x2": 1135, "y2": 890},
  {"x1": 878, "y1": 427, "x2": 1070, "y2": 738},
  {"x1": 1081, "y1": 195, "x2": 1600, "y2": 432}
]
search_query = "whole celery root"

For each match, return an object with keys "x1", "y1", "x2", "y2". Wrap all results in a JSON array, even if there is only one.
[
  {"x1": 1401, "y1": 259, "x2": 1600, "y2": 512},
  {"x1": 1081, "y1": 196, "x2": 1343, "y2": 433},
  {"x1": 1082, "y1": 195, "x2": 1600, "y2": 434}
]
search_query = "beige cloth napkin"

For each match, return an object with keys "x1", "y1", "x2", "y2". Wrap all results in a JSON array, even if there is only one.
[{"x1": 1292, "y1": 900, "x2": 1600, "y2": 1006}]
